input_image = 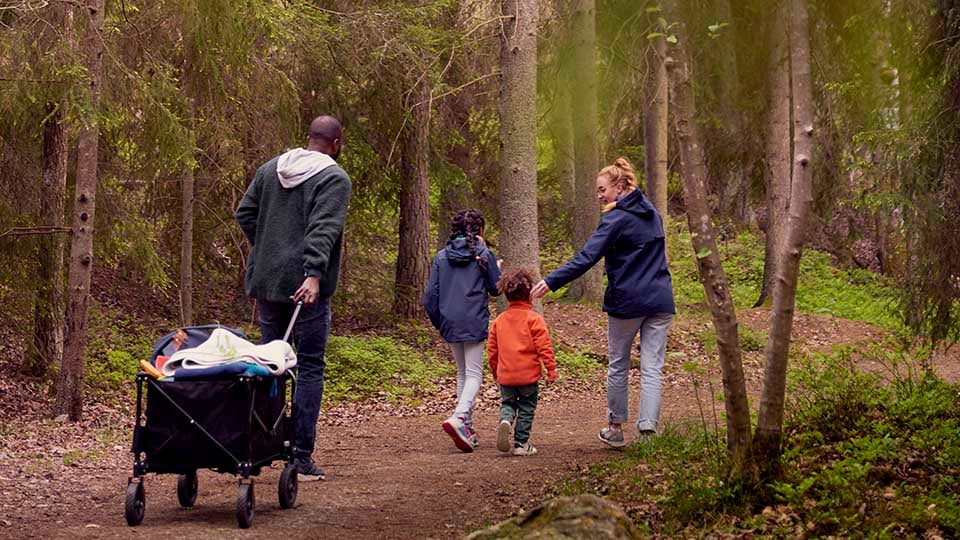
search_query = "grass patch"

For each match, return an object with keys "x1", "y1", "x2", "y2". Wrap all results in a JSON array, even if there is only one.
[
  {"x1": 554, "y1": 348, "x2": 603, "y2": 380},
  {"x1": 82, "y1": 303, "x2": 155, "y2": 391},
  {"x1": 701, "y1": 324, "x2": 768, "y2": 354},
  {"x1": 324, "y1": 334, "x2": 454, "y2": 403},
  {"x1": 557, "y1": 346, "x2": 960, "y2": 538}
]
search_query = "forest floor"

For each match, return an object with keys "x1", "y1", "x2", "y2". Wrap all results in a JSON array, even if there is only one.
[{"x1": 0, "y1": 300, "x2": 957, "y2": 539}]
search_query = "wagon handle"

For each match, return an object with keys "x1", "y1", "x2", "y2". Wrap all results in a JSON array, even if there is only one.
[{"x1": 282, "y1": 301, "x2": 303, "y2": 344}]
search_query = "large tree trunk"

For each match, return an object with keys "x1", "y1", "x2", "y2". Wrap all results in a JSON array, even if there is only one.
[
  {"x1": 565, "y1": 0, "x2": 603, "y2": 303},
  {"x1": 554, "y1": 80, "x2": 576, "y2": 223},
  {"x1": 437, "y1": 90, "x2": 475, "y2": 250},
  {"x1": 26, "y1": 103, "x2": 69, "y2": 377},
  {"x1": 25, "y1": 0, "x2": 74, "y2": 378},
  {"x1": 755, "y1": 1, "x2": 793, "y2": 308},
  {"x1": 180, "y1": 166, "x2": 195, "y2": 326},
  {"x1": 394, "y1": 80, "x2": 432, "y2": 318},
  {"x1": 668, "y1": 25, "x2": 753, "y2": 479},
  {"x1": 56, "y1": 0, "x2": 105, "y2": 421},
  {"x1": 498, "y1": 0, "x2": 541, "y2": 303},
  {"x1": 714, "y1": 0, "x2": 752, "y2": 225},
  {"x1": 753, "y1": 0, "x2": 815, "y2": 481},
  {"x1": 644, "y1": 19, "x2": 669, "y2": 220}
]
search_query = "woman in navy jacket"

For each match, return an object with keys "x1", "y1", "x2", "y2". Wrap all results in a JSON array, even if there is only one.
[
  {"x1": 532, "y1": 157, "x2": 675, "y2": 448},
  {"x1": 424, "y1": 209, "x2": 501, "y2": 452}
]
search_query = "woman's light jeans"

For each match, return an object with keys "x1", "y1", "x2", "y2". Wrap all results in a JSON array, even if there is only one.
[{"x1": 606, "y1": 313, "x2": 673, "y2": 432}]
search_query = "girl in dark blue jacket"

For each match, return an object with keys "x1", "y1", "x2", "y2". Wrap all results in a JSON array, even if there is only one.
[
  {"x1": 424, "y1": 209, "x2": 501, "y2": 452},
  {"x1": 532, "y1": 157, "x2": 675, "y2": 448}
]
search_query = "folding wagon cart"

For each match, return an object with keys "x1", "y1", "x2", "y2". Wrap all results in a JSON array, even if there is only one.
[{"x1": 125, "y1": 307, "x2": 303, "y2": 528}]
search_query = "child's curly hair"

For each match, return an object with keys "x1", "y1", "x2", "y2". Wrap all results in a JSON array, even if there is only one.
[{"x1": 497, "y1": 268, "x2": 536, "y2": 302}]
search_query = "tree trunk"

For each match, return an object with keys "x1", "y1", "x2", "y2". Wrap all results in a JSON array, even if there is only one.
[
  {"x1": 394, "y1": 80, "x2": 432, "y2": 318},
  {"x1": 55, "y1": 0, "x2": 105, "y2": 421},
  {"x1": 25, "y1": 0, "x2": 74, "y2": 378},
  {"x1": 753, "y1": 0, "x2": 815, "y2": 482},
  {"x1": 25, "y1": 103, "x2": 69, "y2": 377},
  {"x1": 644, "y1": 21, "x2": 669, "y2": 220},
  {"x1": 498, "y1": 0, "x2": 541, "y2": 306},
  {"x1": 566, "y1": 0, "x2": 603, "y2": 303},
  {"x1": 180, "y1": 166, "x2": 195, "y2": 326},
  {"x1": 668, "y1": 26, "x2": 753, "y2": 479},
  {"x1": 755, "y1": 1, "x2": 793, "y2": 308},
  {"x1": 555, "y1": 81, "x2": 576, "y2": 223},
  {"x1": 714, "y1": 0, "x2": 752, "y2": 225},
  {"x1": 438, "y1": 91, "x2": 474, "y2": 250}
]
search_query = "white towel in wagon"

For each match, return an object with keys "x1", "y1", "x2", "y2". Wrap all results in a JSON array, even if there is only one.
[{"x1": 161, "y1": 328, "x2": 297, "y2": 377}]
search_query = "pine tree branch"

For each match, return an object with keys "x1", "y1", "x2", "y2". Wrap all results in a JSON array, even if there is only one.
[{"x1": 0, "y1": 226, "x2": 71, "y2": 239}]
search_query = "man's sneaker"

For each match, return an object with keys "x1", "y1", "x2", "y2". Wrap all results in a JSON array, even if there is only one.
[
  {"x1": 296, "y1": 459, "x2": 327, "y2": 482},
  {"x1": 496, "y1": 420, "x2": 513, "y2": 453},
  {"x1": 441, "y1": 416, "x2": 474, "y2": 453},
  {"x1": 512, "y1": 442, "x2": 537, "y2": 456},
  {"x1": 598, "y1": 427, "x2": 626, "y2": 448}
]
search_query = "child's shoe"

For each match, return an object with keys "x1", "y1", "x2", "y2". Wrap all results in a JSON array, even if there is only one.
[
  {"x1": 441, "y1": 416, "x2": 474, "y2": 453},
  {"x1": 467, "y1": 426, "x2": 480, "y2": 449},
  {"x1": 496, "y1": 420, "x2": 512, "y2": 452},
  {"x1": 512, "y1": 442, "x2": 537, "y2": 456}
]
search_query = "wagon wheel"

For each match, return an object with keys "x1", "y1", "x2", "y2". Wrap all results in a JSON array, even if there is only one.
[
  {"x1": 176, "y1": 470, "x2": 198, "y2": 507},
  {"x1": 236, "y1": 481, "x2": 255, "y2": 528},
  {"x1": 124, "y1": 480, "x2": 145, "y2": 526},
  {"x1": 278, "y1": 463, "x2": 298, "y2": 509}
]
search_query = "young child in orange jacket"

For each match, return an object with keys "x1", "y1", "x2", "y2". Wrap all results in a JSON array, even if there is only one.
[{"x1": 488, "y1": 268, "x2": 557, "y2": 456}]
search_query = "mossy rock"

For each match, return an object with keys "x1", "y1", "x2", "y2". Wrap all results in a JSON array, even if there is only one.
[{"x1": 465, "y1": 494, "x2": 641, "y2": 539}]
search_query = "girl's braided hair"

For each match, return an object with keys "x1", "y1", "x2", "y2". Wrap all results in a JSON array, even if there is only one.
[{"x1": 449, "y1": 208, "x2": 487, "y2": 268}]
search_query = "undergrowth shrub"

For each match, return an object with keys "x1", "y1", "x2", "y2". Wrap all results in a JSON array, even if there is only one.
[
  {"x1": 557, "y1": 345, "x2": 959, "y2": 538},
  {"x1": 323, "y1": 335, "x2": 453, "y2": 402},
  {"x1": 554, "y1": 348, "x2": 602, "y2": 379},
  {"x1": 83, "y1": 304, "x2": 154, "y2": 391}
]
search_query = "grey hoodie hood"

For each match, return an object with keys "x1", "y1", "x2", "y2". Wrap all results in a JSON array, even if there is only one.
[{"x1": 276, "y1": 148, "x2": 337, "y2": 189}]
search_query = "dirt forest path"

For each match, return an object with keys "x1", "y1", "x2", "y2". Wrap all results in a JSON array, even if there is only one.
[
  {"x1": 2, "y1": 304, "x2": 956, "y2": 539},
  {"x1": 3, "y1": 386, "x2": 694, "y2": 540}
]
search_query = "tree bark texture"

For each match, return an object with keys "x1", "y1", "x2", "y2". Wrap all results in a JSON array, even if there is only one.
[
  {"x1": 754, "y1": 0, "x2": 815, "y2": 481},
  {"x1": 26, "y1": 103, "x2": 69, "y2": 377},
  {"x1": 554, "y1": 80, "x2": 576, "y2": 227},
  {"x1": 394, "y1": 80, "x2": 432, "y2": 318},
  {"x1": 644, "y1": 24, "x2": 669, "y2": 220},
  {"x1": 566, "y1": 0, "x2": 603, "y2": 303},
  {"x1": 180, "y1": 166, "x2": 195, "y2": 326},
  {"x1": 25, "y1": 1, "x2": 74, "y2": 378},
  {"x1": 668, "y1": 31, "x2": 753, "y2": 478},
  {"x1": 438, "y1": 90, "x2": 475, "y2": 250},
  {"x1": 756, "y1": 1, "x2": 793, "y2": 308},
  {"x1": 499, "y1": 0, "x2": 541, "y2": 307},
  {"x1": 713, "y1": 0, "x2": 752, "y2": 224},
  {"x1": 56, "y1": 0, "x2": 105, "y2": 421}
]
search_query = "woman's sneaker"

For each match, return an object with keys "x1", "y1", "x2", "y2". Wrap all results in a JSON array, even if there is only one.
[
  {"x1": 441, "y1": 416, "x2": 475, "y2": 453},
  {"x1": 496, "y1": 420, "x2": 513, "y2": 452},
  {"x1": 512, "y1": 442, "x2": 537, "y2": 456},
  {"x1": 598, "y1": 427, "x2": 626, "y2": 448}
]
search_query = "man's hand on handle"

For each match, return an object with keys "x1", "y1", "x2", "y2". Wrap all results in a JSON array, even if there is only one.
[
  {"x1": 531, "y1": 279, "x2": 551, "y2": 299},
  {"x1": 292, "y1": 276, "x2": 321, "y2": 305}
]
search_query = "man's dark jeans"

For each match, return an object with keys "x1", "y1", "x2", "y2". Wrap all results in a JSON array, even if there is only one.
[
  {"x1": 258, "y1": 297, "x2": 331, "y2": 462},
  {"x1": 499, "y1": 383, "x2": 539, "y2": 444}
]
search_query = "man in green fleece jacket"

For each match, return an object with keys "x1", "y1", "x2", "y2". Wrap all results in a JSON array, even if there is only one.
[{"x1": 236, "y1": 115, "x2": 351, "y2": 482}]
